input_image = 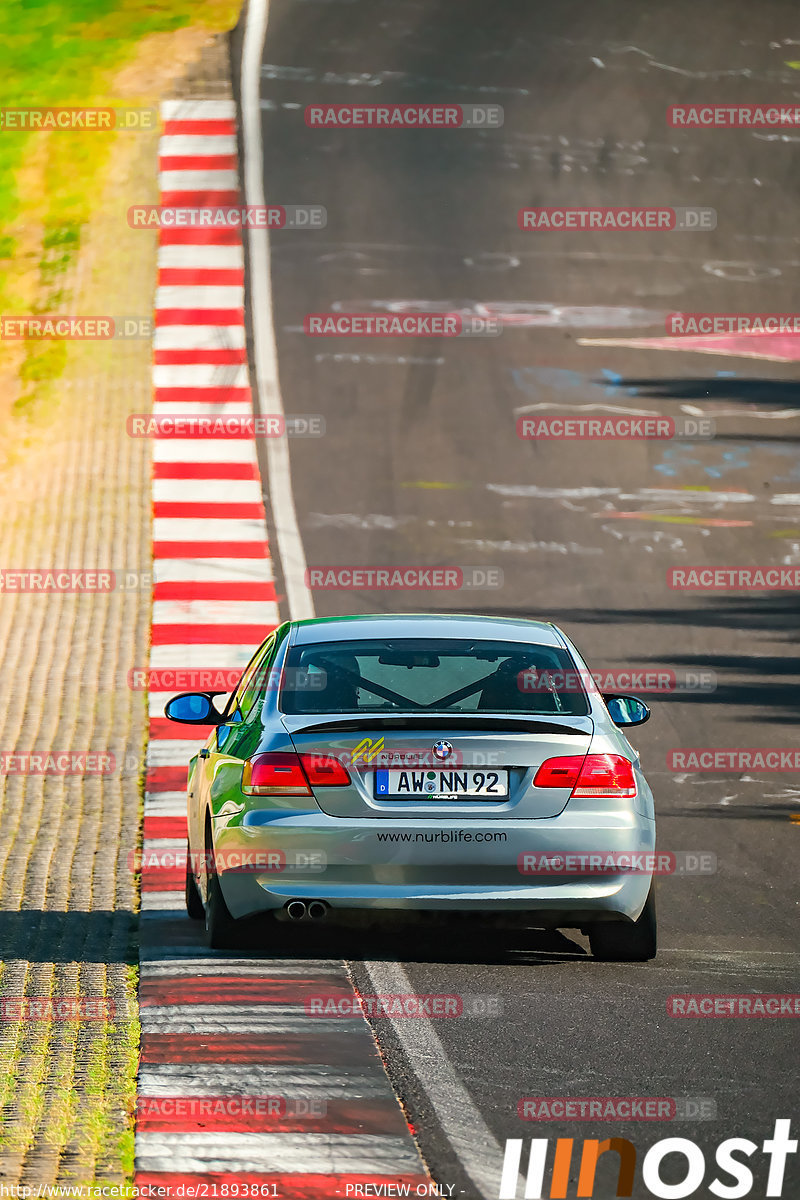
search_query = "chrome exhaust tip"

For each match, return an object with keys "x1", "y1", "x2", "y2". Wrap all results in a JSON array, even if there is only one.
[
  {"x1": 307, "y1": 900, "x2": 328, "y2": 921},
  {"x1": 286, "y1": 899, "x2": 307, "y2": 921}
]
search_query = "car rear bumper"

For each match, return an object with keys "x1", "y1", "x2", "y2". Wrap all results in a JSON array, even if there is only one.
[{"x1": 209, "y1": 808, "x2": 656, "y2": 924}]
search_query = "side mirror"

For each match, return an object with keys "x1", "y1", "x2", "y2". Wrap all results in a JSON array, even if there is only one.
[
  {"x1": 603, "y1": 694, "x2": 651, "y2": 728},
  {"x1": 164, "y1": 692, "x2": 226, "y2": 725}
]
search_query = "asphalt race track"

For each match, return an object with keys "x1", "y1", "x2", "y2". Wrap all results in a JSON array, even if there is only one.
[{"x1": 232, "y1": 2, "x2": 799, "y2": 1195}]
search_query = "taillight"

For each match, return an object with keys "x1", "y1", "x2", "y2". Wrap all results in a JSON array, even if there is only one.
[
  {"x1": 243, "y1": 753, "x2": 311, "y2": 796},
  {"x1": 300, "y1": 754, "x2": 351, "y2": 787},
  {"x1": 242, "y1": 752, "x2": 351, "y2": 795},
  {"x1": 571, "y1": 754, "x2": 636, "y2": 798},
  {"x1": 534, "y1": 754, "x2": 636, "y2": 799},
  {"x1": 532, "y1": 757, "x2": 584, "y2": 789}
]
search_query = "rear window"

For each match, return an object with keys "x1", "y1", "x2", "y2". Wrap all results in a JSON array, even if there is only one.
[{"x1": 279, "y1": 638, "x2": 590, "y2": 717}]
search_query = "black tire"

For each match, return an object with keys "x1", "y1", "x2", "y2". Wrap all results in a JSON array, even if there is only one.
[
  {"x1": 205, "y1": 848, "x2": 238, "y2": 950},
  {"x1": 185, "y1": 842, "x2": 204, "y2": 920},
  {"x1": 588, "y1": 885, "x2": 657, "y2": 962}
]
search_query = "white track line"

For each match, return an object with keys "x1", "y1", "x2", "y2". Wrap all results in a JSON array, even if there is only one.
[
  {"x1": 242, "y1": 0, "x2": 314, "y2": 620},
  {"x1": 364, "y1": 960, "x2": 521, "y2": 1199}
]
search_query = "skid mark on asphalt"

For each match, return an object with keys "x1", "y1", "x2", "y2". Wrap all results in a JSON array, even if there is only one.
[{"x1": 137, "y1": 97, "x2": 429, "y2": 1198}]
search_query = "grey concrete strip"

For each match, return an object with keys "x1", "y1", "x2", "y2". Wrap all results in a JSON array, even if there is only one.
[
  {"x1": 138, "y1": 1063, "x2": 394, "y2": 1098},
  {"x1": 135, "y1": 1131, "x2": 423, "y2": 1173}
]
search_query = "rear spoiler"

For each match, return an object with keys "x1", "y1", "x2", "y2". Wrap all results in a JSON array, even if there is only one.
[{"x1": 282, "y1": 715, "x2": 592, "y2": 736}]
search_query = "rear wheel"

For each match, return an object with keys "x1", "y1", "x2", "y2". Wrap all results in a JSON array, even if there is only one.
[
  {"x1": 588, "y1": 885, "x2": 657, "y2": 962},
  {"x1": 185, "y1": 842, "x2": 204, "y2": 920},
  {"x1": 204, "y1": 841, "x2": 238, "y2": 950}
]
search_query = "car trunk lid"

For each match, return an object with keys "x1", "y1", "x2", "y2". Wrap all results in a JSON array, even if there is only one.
[{"x1": 281, "y1": 713, "x2": 594, "y2": 819}]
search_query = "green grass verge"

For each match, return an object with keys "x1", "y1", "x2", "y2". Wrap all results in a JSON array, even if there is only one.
[
  {"x1": 0, "y1": 0, "x2": 239, "y2": 251},
  {"x1": 0, "y1": 0, "x2": 240, "y2": 401}
]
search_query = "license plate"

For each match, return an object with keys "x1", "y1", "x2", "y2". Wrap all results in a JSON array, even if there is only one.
[{"x1": 374, "y1": 768, "x2": 509, "y2": 800}]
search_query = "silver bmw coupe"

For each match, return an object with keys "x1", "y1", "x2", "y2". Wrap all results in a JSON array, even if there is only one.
[{"x1": 167, "y1": 614, "x2": 657, "y2": 960}]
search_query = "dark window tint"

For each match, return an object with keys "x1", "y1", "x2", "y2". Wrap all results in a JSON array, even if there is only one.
[{"x1": 279, "y1": 639, "x2": 590, "y2": 717}]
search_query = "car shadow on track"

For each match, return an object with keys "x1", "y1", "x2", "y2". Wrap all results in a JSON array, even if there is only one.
[
  {"x1": 0, "y1": 909, "x2": 136, "y2": 962},
  {"x1": 610, "y1": 378, "x2": 800, "y2": 406},
  {"x1": 193, "y1": 918, "x2": 592, "y2": 963}
]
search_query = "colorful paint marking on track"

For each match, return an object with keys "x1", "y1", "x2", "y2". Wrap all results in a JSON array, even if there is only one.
[
  {"x1": 137, "y1": 98, "x2": 428, "y2": 1197},
  {"x1": 577, "y1": 332, "x2": 800, "y2": 362}
]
